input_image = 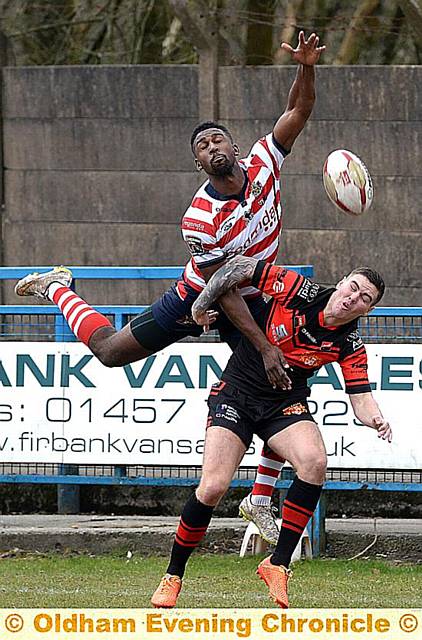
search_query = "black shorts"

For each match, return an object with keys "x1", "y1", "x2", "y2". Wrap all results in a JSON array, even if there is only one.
[
  {"x1": 130, "y1": 279, "x2": 266, "y2": 352},
  {"x1": 207, "y1": 382, "x2": 316, "y2": 449}
]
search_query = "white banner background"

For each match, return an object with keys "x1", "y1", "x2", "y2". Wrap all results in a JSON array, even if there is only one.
[{"x1": 0, "y1": 342, "x2": 420, "y2": 468}]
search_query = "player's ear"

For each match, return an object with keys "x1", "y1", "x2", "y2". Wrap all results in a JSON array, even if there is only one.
[
  {"x1": 336, "y1": 276, "x2": 346, "y2": 289},
  {"x1": 363, "y1": 304, "x2": 376, "y2": 316},
  {"x1": 233, "y1": 144, "x2": 239, "y2": 156},
  {"x1": 195, "y1": 159, "x2": 203, "y2": 171}
]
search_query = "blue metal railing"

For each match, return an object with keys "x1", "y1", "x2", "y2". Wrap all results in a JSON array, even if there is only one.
[{"x1": 0, "y1": 265, "x2": 315, "y2": 280}]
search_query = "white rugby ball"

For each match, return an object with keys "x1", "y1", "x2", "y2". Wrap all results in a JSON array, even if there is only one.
[{"x1": 323, "y1": 149, "x2": 373, "y2": 215}]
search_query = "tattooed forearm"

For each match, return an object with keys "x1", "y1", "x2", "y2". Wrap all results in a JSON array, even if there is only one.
[{"x1": 192, "y1": 256, "x2": 257, "y2": 316}]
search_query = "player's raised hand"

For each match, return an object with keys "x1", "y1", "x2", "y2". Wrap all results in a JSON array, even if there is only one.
[
  {"x1": 372, "y1": 415, "x2": 393, "y2": 443},
  {"x1": 281, "y1": 31, "x2": 325, "y2": 66},
  {"x1": 262, "y1": 344, "x2": 292, "y2": 391}
]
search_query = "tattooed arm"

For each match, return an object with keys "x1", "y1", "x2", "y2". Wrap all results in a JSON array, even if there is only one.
[
  {"x1": 192, "y1": 255, "x2": 258, "y2": 324},
  {"x1": 192, "y1": 256, "x2": 291, "y2": 390}
]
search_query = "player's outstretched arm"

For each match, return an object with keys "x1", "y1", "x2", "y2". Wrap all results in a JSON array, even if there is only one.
[
  {"x1": 349, "y1": 392, "x2": 393, "y2": 443},
  {"x1": 273, "y1": 31, "x2": 325, "y2": 151}
]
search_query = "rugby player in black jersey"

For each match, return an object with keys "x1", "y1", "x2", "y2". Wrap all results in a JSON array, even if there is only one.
[{"x1": 151, "y1": 256, "x2": 392, "y2": 608}]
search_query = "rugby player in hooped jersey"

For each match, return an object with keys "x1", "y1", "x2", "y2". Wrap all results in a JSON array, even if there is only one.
[
  {"x1": 151, "y1": 257, "x2": 392, "y2": 609},
  {"x1": 15, "y1": 33, "x2": 325, "y2": 546}
]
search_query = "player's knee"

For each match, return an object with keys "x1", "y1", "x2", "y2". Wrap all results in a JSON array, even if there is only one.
[
  {"x1": 296, "y1": 450, "x2": 327, "y2": 484},
  {"x1": 93, "y1": 343, "x2": 124, "y2": 368},
  {"x1": 197, "y1": 477, "x2": 229, "y2": 506}
]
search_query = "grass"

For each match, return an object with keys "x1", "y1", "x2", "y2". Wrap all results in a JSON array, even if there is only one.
[{"x1": 0, "y1": 554, "x2": 421, "y2": 608}]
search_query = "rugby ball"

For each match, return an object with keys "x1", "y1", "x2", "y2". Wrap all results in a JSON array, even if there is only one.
[{"x1": 323, "y1": 149, "x2": 373, "y2": 215}]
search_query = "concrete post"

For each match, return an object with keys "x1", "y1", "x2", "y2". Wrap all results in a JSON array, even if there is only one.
[{"x1": 0, "y1": 32, "x2": 7, "y2": 304}]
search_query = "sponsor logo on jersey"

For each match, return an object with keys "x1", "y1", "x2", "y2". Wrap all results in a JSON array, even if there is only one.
[
  {"x1": 227, "y1": 204, "x2": 280, "y2": 258},
  {"x1": 221, "y1": 215, "x2": 237, "y2": 234},
  {"x1": 321, "y1": 341, "x2": 334, "y2": 351},
  {"x1": 215, "y1": 403, "x2": 239, "y2": 423},
  {"x1": 297, "y1": 353, "x2": 322, "y2": 367},
  {"x1": 300, "y1": 327, "x2": 317, "y2": 344},
  {"x1": 250, "y1": 180, "x2": 263, "y2": 197},
  {"x1": 185, "y1": 236, "x2": 205, "y2": 256},
  {"x1": 271, "y1": 323, "x2": 288, "y2": 342},
  {"x1": 347, "y1": 330, "x2": 363, "y2": 350},
  {"x1": 273, "y1": 280, "x2": 285, "y2": 294},
  {"x1": 243, "y1": 208, "x2": 254, "y2": 225},
  {"x1": 297, "y1": 279, "x2": 320, "y2": 301},
  {"x1": 183, "y1": 220, "x2": 205, "y2": 232},
  {"x1": 283, "y1": 402, "x2": 307, "y2": 416},
  {"x1": 294, "y1": 314, "x2": 306, "y2": 328}
]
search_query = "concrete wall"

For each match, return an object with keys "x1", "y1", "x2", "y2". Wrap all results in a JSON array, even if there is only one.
[{"x1": 2, "y1": 65, "x2": 421, "y2": 306}]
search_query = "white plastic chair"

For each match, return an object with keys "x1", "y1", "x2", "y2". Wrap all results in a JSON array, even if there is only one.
[{"x1": 239, "y1": 518, "x2": 312, "y2": 561}]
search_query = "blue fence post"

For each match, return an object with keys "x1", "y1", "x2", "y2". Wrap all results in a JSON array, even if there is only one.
[
  {"x1": 56, "y1": 279, "x2": 79, "y2": 513},
  {"x1": 311, "y1": 492, "x2": 327, "y2": 557},
  {"x1": 57, "y1": 464, "x2": 80, "y2": 514}
]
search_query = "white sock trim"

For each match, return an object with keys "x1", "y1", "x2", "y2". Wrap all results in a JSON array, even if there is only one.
[
  {"x1": 255, "y1": 472, "x2": 278, "y2": 486},
  {"x1": 48, "y1": 282, "x2": 71, "y2": 302},
  {"x1": 250, "y1": 495, "x2": 271, "y2": 506},
  {"x1": 67, "y1": 303, "x2": 91, "y2": 328},
  {"x1": 73, "y1": 309, "x2": 96, "y2": 335},
  {"x1": 258, "y1": 458, "x2": 284, "y2": 471}
]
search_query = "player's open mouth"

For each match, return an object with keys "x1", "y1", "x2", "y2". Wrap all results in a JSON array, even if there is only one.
[{"x1": 211, "y1": 155, "x2": 226, "y2": 164}]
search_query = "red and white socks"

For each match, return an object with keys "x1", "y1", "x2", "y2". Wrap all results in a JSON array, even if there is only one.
[
  {"x1": 250, "y1": 446, "x2": 285, "y2": 506},
  {"x1": 48, "y1": 282, "x2": 113, "y2": 346}
]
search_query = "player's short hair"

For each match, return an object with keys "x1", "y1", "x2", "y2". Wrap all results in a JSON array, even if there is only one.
[
  {"x1": 190, "y1": 121, "x2": 233, "y2": 152},
  {"x1": 347, "y1": 267, "x2": 385, "y2": 304}
]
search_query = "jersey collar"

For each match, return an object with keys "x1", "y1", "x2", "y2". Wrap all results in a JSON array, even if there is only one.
[{"x1": 205, "y1": 167, "x2": 248, "y2": 202}]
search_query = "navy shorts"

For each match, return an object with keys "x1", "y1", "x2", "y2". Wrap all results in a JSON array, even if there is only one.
[
  {"x1": 130, "y1": 279, "x2": 267, "y2": 352},
  {"x1": 207, "y1": 381, "x2": 315, "y2": 449}
]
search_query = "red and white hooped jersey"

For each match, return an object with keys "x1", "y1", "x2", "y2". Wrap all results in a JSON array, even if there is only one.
[{"x1": 181, "y1": 133, "x2": 289, "y2": 297}]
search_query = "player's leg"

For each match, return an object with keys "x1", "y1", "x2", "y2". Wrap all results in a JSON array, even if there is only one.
[
  {"x1": 219, "y1": 296, "x2": 285, "y2": 541},
  {"x1": 151, "y1": 425, "x2": 246, "y2": 608},
  {"x1": 15, "y1": 268, "x2": 197, "y2": 366},
  {"x1": 257, "y1": 419, "x2": 327, "y2": 608}
]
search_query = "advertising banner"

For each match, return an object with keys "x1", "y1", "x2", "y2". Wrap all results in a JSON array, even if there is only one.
[{"x1": 0, "y1": 342, "x2": 420, "y2": 468}]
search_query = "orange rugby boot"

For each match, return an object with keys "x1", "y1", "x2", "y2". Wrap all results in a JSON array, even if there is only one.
[
  {"x1": 256, "y1": 556, "x2": 292, "y2": 608},
  {"x1": 151, "y1": 574, "x2": 182, "y2": 608}
]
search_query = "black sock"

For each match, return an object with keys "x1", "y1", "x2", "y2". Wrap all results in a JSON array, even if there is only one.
[
  {"x1": 271, "y1": 476, "x2": 322, "y2": 568},
  {"x1": 167, "y1": 493, "x2": 214, "y2": 578}
]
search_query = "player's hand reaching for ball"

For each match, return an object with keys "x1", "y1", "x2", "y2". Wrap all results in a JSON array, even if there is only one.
[
  {"x1": 281, "y1": 31, "x2": 325, "y2": 66},
  {"x1": 372, "y1": 415, "x2": 393, "y2": 442},
  {"x1": 262, "y1": 344, "x2": 292, "y2": 391}
]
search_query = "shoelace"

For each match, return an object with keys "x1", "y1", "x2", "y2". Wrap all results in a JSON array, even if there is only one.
[{"x1": 159, "y1": 576, "x2": 177, "y2": 593}]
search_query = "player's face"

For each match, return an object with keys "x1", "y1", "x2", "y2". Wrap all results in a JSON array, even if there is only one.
[
  {"x1": 193, "y1": 129, "x2": 236, "y2": 177},
  {"x1": 331, "y1": 274, "x2": 378, "y2": 322}
]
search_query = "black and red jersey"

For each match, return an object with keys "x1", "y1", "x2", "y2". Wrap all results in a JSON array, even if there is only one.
[{"x1": 221, "y1": 261, "x2": 371, "y2": 401}]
